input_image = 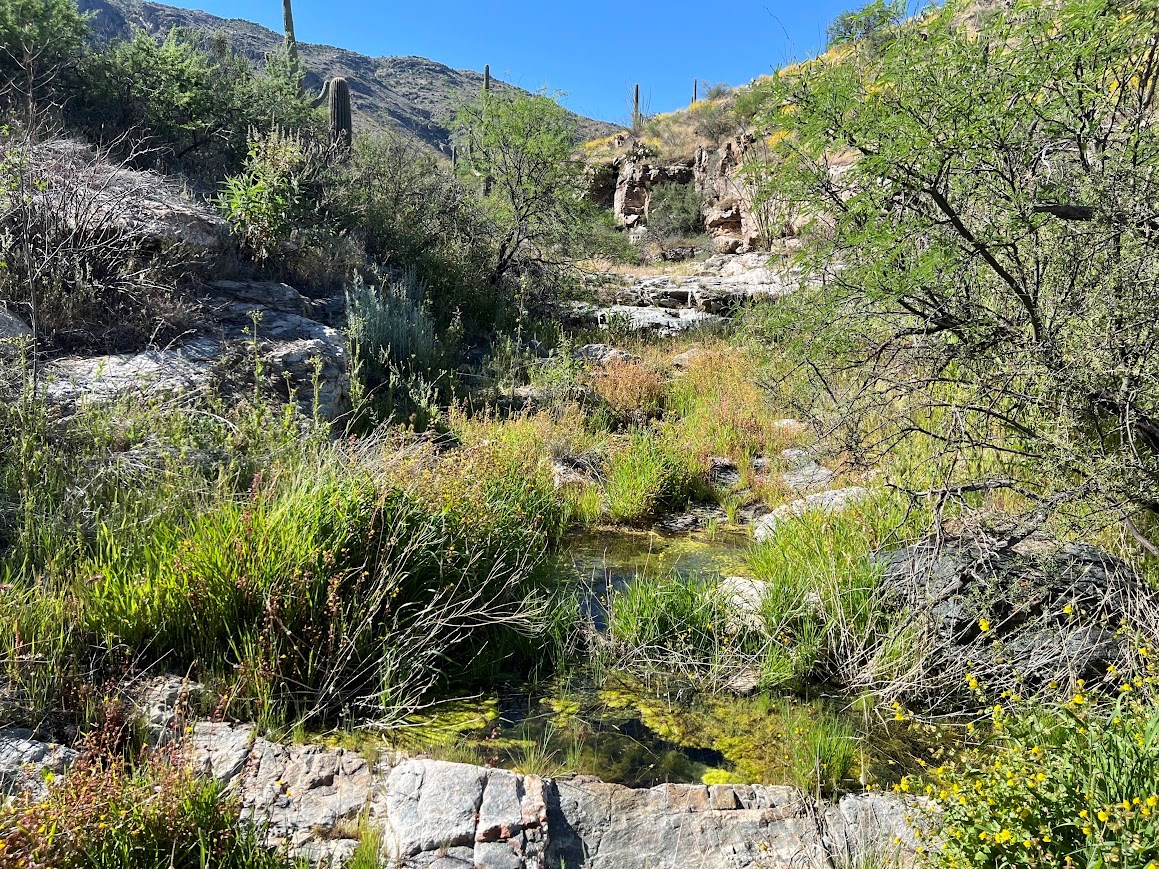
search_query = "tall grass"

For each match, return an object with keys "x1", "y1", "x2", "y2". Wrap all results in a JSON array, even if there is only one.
[
  {"x1": 0, "y1": 373, "x2": 570, "y2": 732},
  {"x1": 603, "y1": 430, "x2": 701, "y2": 524},
  {"x1": 745, "y1": 493, "x2": 925, "y2": 690}
]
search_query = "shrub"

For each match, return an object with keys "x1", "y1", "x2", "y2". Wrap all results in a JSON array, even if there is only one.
[
  {"x1": 331, "y1": 134, "x2": 501, "y2": 332},
  {"x1": 346, "y1": 272, "x2": 443, "y2": 381},
  {"x1": 923, "y1": 692, "x2": 1159, "y2": 869},
  {"x1": 0, "y1": 737, "x2": 297, "y2": 869},
  {"x1": 647, "y1": 181, "x2": 704, "y2": 242},
  {"x1": 73, "y1": 29, "x2": 319, "y2": 179},
  {"x1": 591, "y1": 359, "x2": 666, "y2": 423},
  {"x1": 217, "y1": 128, "x2": 323, "y2": 264},
  {"x1": 0, "y1": 0, "x2": 88, "y2": 122}
]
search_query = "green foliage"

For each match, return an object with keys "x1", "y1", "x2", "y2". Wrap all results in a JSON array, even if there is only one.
[
  {"x1": 217, "y1": 128, "x2": 319, "y2": 263},
  {"x1": 0, "y1": 378, "x2": 562, "y2": 729},
  {"x1": 346, "y1": 271, "x2": 444, "y2": 398},
  {"x1": 603, "y1": 430, "x2": 699, "y2": 524},
  {"x1": 648, "y1": 181, "x2": 704, "y2": 239},
  {"x1": 825, "y1": 0, "x2": 904, "y2": 49},
  {"x1": 0, "y1": 0, "x2": 88, "y2": 120},
  {"x1": 455, "y1": 90, "x2": 590, "y2": 297},
  {"x1": 925, "y1": 693, "x2": 1159, "y2": 868},
  {"x1": 73, "y1": 29, "x2": 319, "y2": 178},
  {"x1": 331, "y1": 133, "x2": 501, "y2": 331},
  {"x1": 749, "y1": 0, "x2": 1159, "y2": 539},
  {"x1": 0, "y1": 741, "x2": 300, "y2": 868}
]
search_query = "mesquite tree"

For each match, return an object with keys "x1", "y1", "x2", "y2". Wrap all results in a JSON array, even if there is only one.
[{"x1": 749, "y1": 0, "x2": 1159, "y2": 547}]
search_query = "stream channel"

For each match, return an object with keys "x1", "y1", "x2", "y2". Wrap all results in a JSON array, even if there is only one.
[{"x1": 391, "y1": 529, "x2": 934, "y2": 795}]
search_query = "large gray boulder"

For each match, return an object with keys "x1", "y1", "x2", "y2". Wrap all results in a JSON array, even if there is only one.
[
  {"x1": 0, "y1": 727, "x2": 78, "y2": 800},
  {"x1": 881, "y1": 532, "x2": 1159, "y2": 704}
]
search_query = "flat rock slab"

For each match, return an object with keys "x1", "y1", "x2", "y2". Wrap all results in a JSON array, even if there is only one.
[{"x1": 181, "y1": 723, "x2": 920, "y2": 867}]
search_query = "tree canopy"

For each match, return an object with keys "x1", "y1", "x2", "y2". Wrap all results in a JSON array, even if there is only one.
[{"x1": 750, "y1": 0, "x2": 1159, "y2": 544}]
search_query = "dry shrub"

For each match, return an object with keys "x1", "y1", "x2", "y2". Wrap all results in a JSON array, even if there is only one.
[
  {"x1": 592, "y1": 359, "x2": 666, "y2": 422},
  {"x1": 0, "y1": 135, "x2": 200, "y2": 353}
]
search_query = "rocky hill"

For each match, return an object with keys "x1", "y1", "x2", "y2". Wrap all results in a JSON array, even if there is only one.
[{"x1": 76, "y1": 0, "x2": 621, "y2": 156}]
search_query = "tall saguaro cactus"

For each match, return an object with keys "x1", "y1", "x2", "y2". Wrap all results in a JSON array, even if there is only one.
[
  {"x1": 481, "y1": 65, "x2": 492, "y2": 197},
  {"x1": 282, "y1": 0, "x2": 302, "y2": 94},
  {"x1": 633, "y1": 83, "x2": 641, "y2": 131},
  {"x1": 328, "y1": 76, "x2": 353, "y2": 147},
  {"x1": 693, "y1": 79, "x2": 698, "y2": 105}
]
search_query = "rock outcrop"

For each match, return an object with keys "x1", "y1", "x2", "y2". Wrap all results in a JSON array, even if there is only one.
[
  {"x1": 881, "y1": 533, "x2": 1159, "y2": 701},
  {"x1": 186, "y1": 724, "x2": 923, "y2": 867},
  {"x1": 609, "y1": 138, "x2": 784, "y2": 253}
]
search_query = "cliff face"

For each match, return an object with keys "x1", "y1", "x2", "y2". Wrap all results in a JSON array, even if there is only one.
[
  {"x1": 609, "y1": 136, "x2": 778, "y2": 254},
  {"x1": 76, "y1": 0, "x2": 622, "y2": 157}
]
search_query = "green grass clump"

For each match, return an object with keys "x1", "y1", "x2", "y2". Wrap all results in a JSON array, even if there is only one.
[
  {"x1": 603, "y1": 430, "x2": 700, "y2": 524},
  {"x1": 745, "y1": 493, "x2": 923, "y2": 690}
]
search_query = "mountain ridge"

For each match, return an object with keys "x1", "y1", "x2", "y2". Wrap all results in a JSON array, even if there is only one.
[{"x1": 76, "y1": 0, "x2": 622, "y2": 156}]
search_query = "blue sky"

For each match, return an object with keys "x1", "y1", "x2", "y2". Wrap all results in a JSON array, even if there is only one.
[{"x1": 159, "y1": 1, "x2": 857, "y2": 123}]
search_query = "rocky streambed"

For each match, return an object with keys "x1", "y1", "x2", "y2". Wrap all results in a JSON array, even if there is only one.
[{"x1": 2, "y1": 720, "x2": 921, "y2": 868}]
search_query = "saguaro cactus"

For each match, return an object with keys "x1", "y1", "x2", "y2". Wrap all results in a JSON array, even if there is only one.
[
  {"x1": 282, "y1": 0, "x2": 302, "y2": 94},
  {"x1": 693, "y1": 79, "x2": 698, "y2": 105},
  {"x1": 633, "y1": 83, "x2": 641, "y2": 131},
  {"x1": 481, "y1": 64, "x2": 492, "y2": 196},
  {"x1": 328, "y1": 76, "x2": 352, "y2": 147}
]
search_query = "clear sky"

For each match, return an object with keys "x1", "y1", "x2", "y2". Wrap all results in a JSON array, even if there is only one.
[{"x1": 157, "y1": 0, "x2": 857, "y2": 123}]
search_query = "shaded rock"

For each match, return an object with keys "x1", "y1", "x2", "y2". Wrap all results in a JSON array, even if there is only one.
[
  {"x1": 782, "y1": 462, "x2": 835, "y2": 494},
  {"x1": 709, "y1": 456, "x2": 742, "y2": 488},
  {"x1": 210, "y1": 280, "x2": 316, "y2": 318},
  {"x1": 39, "y1": 139, "x2": 228, "y2": 262},
  {"x1": 754, "y1": 487, "x2": 871, "y2": 541},
  {"x1": 655, "y1": 502, "x2": 728, "y2": 534},
  {"x1": 881, "y1": 533, "x2": 1159, "y2": 699},
  {"x1": 0, "y1": 727, "x2": 78, "y2": 799},
  {"x1": 0, "y1": 307, "x2": 32, "y2": 341}
]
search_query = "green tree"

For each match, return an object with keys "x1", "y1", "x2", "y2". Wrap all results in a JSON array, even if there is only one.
[
  {"x1": 0, "y1": 0, "x2": 88, "y2": 124},
  {"x1": 750, "y1": 0, "x2": 1159, "y2": 547},
  {"x1": 74, "y1": 29, "x2": 318, "y2": 177},
  {"x1": 455, "y1": 91, "x2": 590, "y2": 293},
  {"x1": 825, "y1": 0, "x2": 904, "y2": 49}
]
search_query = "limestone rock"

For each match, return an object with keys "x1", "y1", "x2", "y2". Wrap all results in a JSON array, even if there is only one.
[
  {"x1": 0, "y1": 727, "x2": 78, "y2": 799},
  {"x1": 754, "y1": 487, "x2": 871, "y2": 541},
  {"x1": 43, "y1": 338, "x2": 221, "y2": 405},
  {"x1": 574, "y1": 344, "x2": 640, "y2": 366}
]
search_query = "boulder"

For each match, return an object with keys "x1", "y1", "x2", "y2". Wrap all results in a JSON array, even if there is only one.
[
  {"x1": 0, "y1": 727, "x2": 78, "y2": 799},
  {"x1": 754, "y1": 487, "x2": 871, "y2": 541},
  {"x1": 574, "y1": 344, "x2": 640, "y2": 366},
  {"x1": 37, "y1": 139, "x2": 228, "y2": 263},
  {"x1": 881, "y1": 533, "x2": 1159, "y2": 699},
  {"x1": 43, "y1": 338, "x2": 221, "y2": 405}
]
